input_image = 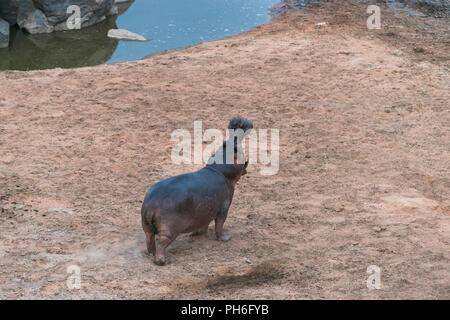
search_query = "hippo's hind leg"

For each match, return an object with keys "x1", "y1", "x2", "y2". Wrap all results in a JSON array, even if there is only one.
[
  {"x1": 215, "y1": 211, "x2": 231, "y2": 241},
  {"x1": 142, "y1": 216, "x2": 156, "y2": 256},
  {"x1": 145, "y1": 233, "x2": 156, "y2": 256},
  {"x1": 154, "y1": 232, "x2": 177, "y2": 266}
]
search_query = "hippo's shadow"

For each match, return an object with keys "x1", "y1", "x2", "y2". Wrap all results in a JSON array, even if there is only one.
[{"x1": 205, "y1": 261, "x2": 287, "y2": 290}]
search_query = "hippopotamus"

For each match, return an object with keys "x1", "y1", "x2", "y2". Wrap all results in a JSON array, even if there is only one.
[{"x1": 141, "y1": 117, "x2": 253, "y2": 265}]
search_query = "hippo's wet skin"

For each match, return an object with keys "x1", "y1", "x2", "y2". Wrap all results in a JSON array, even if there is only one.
[{"x1": 141, "y1": 118, "x2": 253, "y2": 265}]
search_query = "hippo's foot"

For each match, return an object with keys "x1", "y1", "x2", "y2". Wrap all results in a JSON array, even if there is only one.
[
  {"x1": 146, "y1": 245, "x2": 155, "y2": 257},
  {"x1": 216, "y1": 234, "x2": 231, "y2": 241},
  {"x1": 154, "y1": 258, "x2": 166, "y2": 266},
  {"x1": 154, "y1": 235, "x2": 174, "y2": 266}
]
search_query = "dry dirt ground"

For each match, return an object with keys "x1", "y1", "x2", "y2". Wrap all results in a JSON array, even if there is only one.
[{"x1": 0, "y1": 1, "x2": 449, "y2": 299}]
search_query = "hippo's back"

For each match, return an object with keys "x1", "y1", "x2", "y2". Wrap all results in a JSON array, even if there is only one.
[{"x1": 142, "y1": 167, "x2": 233, "y2": 216}]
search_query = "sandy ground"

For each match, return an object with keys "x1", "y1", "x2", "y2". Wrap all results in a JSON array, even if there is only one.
[{"x1": 0, "y1": 1, "x2": 449, "y2": 299}]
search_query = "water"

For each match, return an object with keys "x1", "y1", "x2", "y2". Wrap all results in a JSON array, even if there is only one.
[{"x1": 0, "y1": 0, "x2": 279, "y2": 71}]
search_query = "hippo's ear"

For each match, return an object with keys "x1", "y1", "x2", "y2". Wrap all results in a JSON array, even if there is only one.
[{"x1": 228, "y1": 117, "x2": 253, "y2": 134}]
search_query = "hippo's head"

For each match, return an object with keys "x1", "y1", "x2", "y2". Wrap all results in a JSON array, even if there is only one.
[{"x1": 206, "y1": 117, "x2": 253, "y2": 185}]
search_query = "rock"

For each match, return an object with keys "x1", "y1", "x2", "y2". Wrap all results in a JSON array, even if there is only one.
[
  {"x1": 50, "y1": 208, "x2": 74, "y2": 215},
  {"x1": 0, "y1": 18, "x2": 9, "y2": 48},
  {"x1": 115, "y1": 0, "x2": 133, "y2": 15},
  {"x1": 373, "y1": 226, "x2": 387, "y2": 233},
  {"x1": 107, "y1": 28, "x2": 148, "y2": 41},
  {"x1": 35, "y1": 0, "x2": 116, "y2": 31},
  {"x1": 108, "y1": 5, "x2": 119, "y2": 16},
  {"x1": 1, "y1": 0, "x2": 35, "y2": 26},
  {"x1": 0, "y1": 0, "x2": 20, "y2": 25},
  {"x1": 0, "y1": 0, "x2": 118, "y2": 33},
  {"x1": 323, "y1": 201, "x2": 344, "y2": 213},
  {"x1": 382, "y1": 194, "x2": 440, "y2": 212},
  {"x1": 18, "y1": 8, "x2": 53, "y2": 34}
]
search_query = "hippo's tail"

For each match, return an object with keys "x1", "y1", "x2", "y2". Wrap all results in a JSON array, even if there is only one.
[{"x1": 141, "y1": 202, "x2": 159, "y2": 235}]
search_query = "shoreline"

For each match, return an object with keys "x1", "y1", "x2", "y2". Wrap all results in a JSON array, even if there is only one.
[
  {"x1": 1, "y1": 0, "x2": 449, "y2": 73},
  {"x1": 2, "y1": 0, "x2": 449, "y2": 73}
]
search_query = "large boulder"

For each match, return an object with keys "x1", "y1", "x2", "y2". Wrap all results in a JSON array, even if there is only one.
[
  {"x1": 0, "y1": 0, "x2": 117, "y2": 34},
  {"x1": 33, "y1": 0, "x2": 116, "y2": 32},
  {"x1": 18, "y1": 7, "x2": 53, "y2": 33},
  {"x1": 0, "y1": 18, "x2": 9, "y2": 48}
]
